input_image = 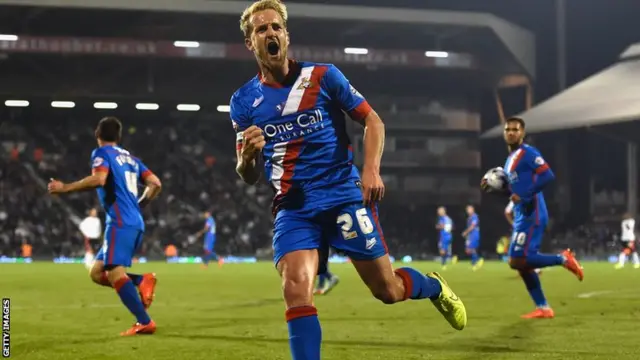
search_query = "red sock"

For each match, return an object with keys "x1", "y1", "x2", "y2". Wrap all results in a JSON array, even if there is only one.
[{"x1": 96, "y1": 272, "x2": 112, "y2": 287}]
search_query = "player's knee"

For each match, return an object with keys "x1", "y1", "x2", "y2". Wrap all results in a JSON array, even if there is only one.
[{"x1": 282, "y1": 272, "x2": 314, "y2": 306}]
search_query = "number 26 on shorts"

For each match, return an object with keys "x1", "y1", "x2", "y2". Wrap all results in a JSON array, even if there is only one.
[{"x1": 337, "y1": 208, "x2": 374, "y2": 240}]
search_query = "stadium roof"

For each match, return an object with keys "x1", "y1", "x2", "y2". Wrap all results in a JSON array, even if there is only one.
[
  {"x1": 0, "y1": 0, "x2": 535, "y2": 78},
  {"x1": 481, "y1": 42, "x2": 640, "y2": 139}
]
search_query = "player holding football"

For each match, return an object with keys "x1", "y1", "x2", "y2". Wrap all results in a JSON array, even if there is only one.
[
  {"x1": 194, "y1": 211, "x2": 223, "y2": 268},
  {"x1": 615, "y1": 213, "x2": 639, "y2": 269},
  {"x1": 482, "y1": 116, "x2": 583, "y2": 319},
  {"x1": 48, "y1": 117, "x2": 161, "y2": 335},
  {"x1": 232, "y1": 1, "x2": 466, "y2": 358},
  {"x1": 436, "y1": 206, "x2": 454, "y2": 269},
  {"x1": 462, "y1": 205, "x2": 483, "y2": 270}
]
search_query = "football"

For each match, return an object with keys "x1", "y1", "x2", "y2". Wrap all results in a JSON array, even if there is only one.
[{"x1": 483, "y1": 167, "x2": 507, "y2": 191}]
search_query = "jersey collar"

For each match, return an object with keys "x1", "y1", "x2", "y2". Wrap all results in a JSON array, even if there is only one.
[{"x1": 258, "y1": 59, "x2": 301, "y2": 88}]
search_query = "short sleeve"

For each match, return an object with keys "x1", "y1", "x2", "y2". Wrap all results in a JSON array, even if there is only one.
[
  {"x1": 525, "y1": 147, "x2": 550, "y2": 174},
  {"x1": 322, "y1": 64, "x2": 372, "y2": 121},
  {"x1": 230, "y1": 92, "x2": 253, "y2": 151},
  {"x1": 90, "y1": 148, "x2": 110, "y2": 174},
  {"x1": 135, "y1": 158, "x2": 152, "y2": 182}
]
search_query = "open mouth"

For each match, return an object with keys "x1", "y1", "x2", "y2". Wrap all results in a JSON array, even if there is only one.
[{"x1": 267, "y1": 40, "x2": 280, "y2": 56}]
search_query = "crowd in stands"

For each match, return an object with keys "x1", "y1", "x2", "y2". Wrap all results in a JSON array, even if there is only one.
[{"x1": 0, "y1": 110, "x2": 622, "y2": 260}]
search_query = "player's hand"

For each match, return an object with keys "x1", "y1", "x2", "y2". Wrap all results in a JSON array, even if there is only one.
[
  {"x1": 361, "y1": 167, "x2": 385, "y2": 205},
  {"x1": 47, "y1": 178, "x2": 66, "y2": 194},
  {"x1": 240, "y1": 125, "x2": 266, "y2": 162},
  {"x1": 510, "y1": 193, "x2": 521, "y2": 203},
  {"x1": 480, "y1": 178, "x2": 492, "y2": 193}
]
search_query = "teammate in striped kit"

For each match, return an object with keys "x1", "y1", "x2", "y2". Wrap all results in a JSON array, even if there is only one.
[
  {"x1": 483, "y1": 117, "x2": 583, "y2": 319},
  {"x1": 231, "y1": 1, "x2": 466, "y2": 359}
]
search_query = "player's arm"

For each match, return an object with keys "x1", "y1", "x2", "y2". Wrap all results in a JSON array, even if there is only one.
[
  {"x1": 521, "y1": 149, "x2": 555, "y2": 201},
  {"x1": 505, "y1": 209, "x2": 514, "y2": 225},
  {"x1": 462, "y1": 219, "x2": 477, "y2": 237},
  {"x1": 49, "y1": 173, "x2": 107, "y2": 194},
  {"x1": 194, "y1": 222, "x2": 210, "y2": 238},
  {"x1": 361, "y1": 110, "x2": 385, "y2": 174},
  {"x1": 136, "y1": 161, "x2": 162, "y2": 208},
  {"x1": 235, "y1": 132, "x2": 262, "y2": 185},
  {"x1": 230, "y1": 94, "x2": 263, "y2": 185},
  {"x1": 138, "y1": 173, "x2": 162, "y2": 208},
  {"x1": 504, "y1": 201, "x2": 514, "y2": 224},
  {"x1": 48, "y1": 151, "x2": 109, "y2": 194},
  {"x1": 323, "y1": 64, "x2": 384, "y2": 203}
]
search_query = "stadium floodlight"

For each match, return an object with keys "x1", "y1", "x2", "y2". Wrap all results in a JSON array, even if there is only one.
[
  {"x1": 0, "y1": 34, "x2": 18, "y2": 41},
  {"x1": 4, "y1": 100, "x2": 29, "y2": 107},
  {"x1": 177, "y1": 104, "x2": 201, "y2": 112},
  {"x1": 425, "y1": 51, "x2": 449, "y2": 58},
  {"x1": 344, "y1": 47, "x2": 368, "y2": 55},
  {"x1": 216, "y1": 105, "x2": 230, "y2": 113},
  {"x1": 51, "y1": 101, "x2": 75, "y2": 108},
  {"x1": 94, "y1": 102, "x2": 118, "y2": 109},
  {"x1": 174, "y1": 41, "x2": 200, "y2": 48},
  {"x1": 135, "y1": 103, "x2": 159, "y2": 110}
]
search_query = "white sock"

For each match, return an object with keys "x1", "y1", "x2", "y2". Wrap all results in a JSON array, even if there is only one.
[
  {"x1": 632, "y1": 252, "x2": 640, "y2": 265},
  {"x1": 618, "y1": 252, "x2": 627, "y2": 266}
]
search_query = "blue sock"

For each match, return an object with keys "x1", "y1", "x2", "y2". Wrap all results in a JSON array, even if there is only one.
[
  {"x1": 286, "y1": 306, "x2": 321, "y2": 360},
  {"x1": 114, "y1": 277, "x2": 151, "y2": 325},
  {"x1": 317, "y1": 274, "x2": 326, "y2": 288},
  {"x1": 470, "y1": 253, "x2": 479, "y2": 266},
  {"x1": 519, "y1": 269, "x2": 547, "y2": 307},
  {"x1": 395, "y1": 267, "x2": 442, "y2": 300},
  {"x1": 526, "y1": 253, "x2": 564, "y2": 269},
  {"x1": 441, "y1": 254, "x2": 448, "y2": 266},
  {"x1": 126, "y1": 273, "x2": 143, "y2": 286}
]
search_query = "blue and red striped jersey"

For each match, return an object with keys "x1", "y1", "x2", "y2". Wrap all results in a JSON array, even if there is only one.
[
  {"x1": 90, "y1": 145, "x2": 151, "y2": 230},
  {"x1": 503, "y1": 143, "x2": 550, "y2": 226},
  {"x1": 230, "y1": 60, "x2": 371, "y2": 213}
]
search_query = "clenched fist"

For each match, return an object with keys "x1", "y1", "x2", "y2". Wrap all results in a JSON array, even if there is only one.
[
  {"x1": 241, "y1": 125, "x2": 266, "y2": 162},
  {"x1": 361, "y1": 167, "x2": 385, "y2": 205}
]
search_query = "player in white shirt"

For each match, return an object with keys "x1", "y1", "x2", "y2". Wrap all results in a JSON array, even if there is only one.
[
  {"x1": 79, "y1": 208, "x2": 102, "y2": 269},
  {"x1": 615, "y1": 213, "x2": 639, "y2": 269},
  {"x1": 505, "y1": 201, "x2": 541, "y2": 275}
]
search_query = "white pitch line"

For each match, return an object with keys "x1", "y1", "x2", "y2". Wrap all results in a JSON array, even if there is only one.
[{"x1": 577, "y1": 290, "x2": 614, "y2": 299}]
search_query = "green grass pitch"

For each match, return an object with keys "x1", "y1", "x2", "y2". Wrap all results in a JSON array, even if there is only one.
[{"x1": 2, "y1": 261, "x2": 639, "y2": 359}]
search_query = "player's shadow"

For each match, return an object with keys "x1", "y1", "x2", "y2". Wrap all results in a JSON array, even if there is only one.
[
  {"x1": 168, "y1": 332, "x2": 527, "y2": 354},
  {"x1": 455, "y1": 320, "x2": 534, "y2": 357}
]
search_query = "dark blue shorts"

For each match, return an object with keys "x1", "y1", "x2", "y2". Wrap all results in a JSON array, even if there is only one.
[
  {"x1": 272, "y1": 202, "x2": 388, "y2": 266},
  {"x1": 95, "y1": 225, "x2": 143, "y2": 267}
]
